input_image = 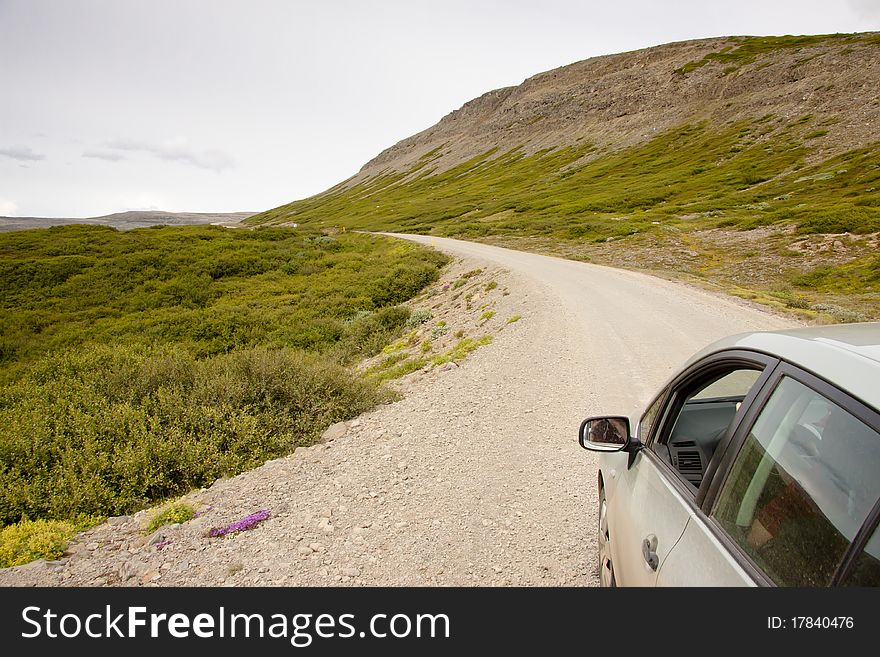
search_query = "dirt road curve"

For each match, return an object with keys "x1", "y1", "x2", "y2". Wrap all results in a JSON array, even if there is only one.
[{"x1": 0, "y1": 236, "x2": 797, "y2": 587}]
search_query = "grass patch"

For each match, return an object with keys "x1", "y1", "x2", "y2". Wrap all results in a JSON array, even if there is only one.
[
  {"x1": 366, "y1": 356, "x2": 427, "y2": 382},
  {"x1": 675, "y1": 34, "x2": 874, "y2": 75},
  {"x1": 431, "y1": 336, "x2": 493, "y2": 366},
  {"x1": 145, "y1": 502, "x2": 194, "y2": 534},
  {"x1": 507, "y1": 314, "x2": 522, "y2": 324},
  {"x1": 793, "y1": 256, "x2": 880, "y2": 293},
  {"x1": 452, "y1": 270, "x2": 482, "y2": 289},
  {"x1": 479, "y1": 310, "x2": 496, "y2": 322}
]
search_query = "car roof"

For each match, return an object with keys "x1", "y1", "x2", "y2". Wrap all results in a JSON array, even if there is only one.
[{"x1": 687, "y1": 322, "x2": 880, "y2": 412}]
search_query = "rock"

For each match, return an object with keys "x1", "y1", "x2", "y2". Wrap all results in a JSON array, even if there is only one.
[
  {"x1": 297, "y1": 545, "x2": 314, "y2": 556},
  {"x1": 62, "y1": 544, "x2": 83, "y2": 557},
  {"x1": 440, "y1": 362, "x2": 458, "y2": 371},
  {"x1": 350, "y1": 419, "x2": 361, "y2": 429},
  {"x1": 342, "y1": 567, "x2": 360, "y2": 577},
  {"x1": 320, "y1": 421, "x2": 348, "y2": 443},
  {"x1": 118, "y1": 560, "x2": 144, "y2": 581},
  {"x1": 146, "y1": 531, "x2": 167, "y2": 546},
  {"x1": 308, "y1": 543, "x2": 324, "y2": 552},
  {"x1": 86, "y1": 542, "x2": 99, "y2": 551},
  {"x1": 140, "y1": 569, "x2": 161, "y2": 585}
]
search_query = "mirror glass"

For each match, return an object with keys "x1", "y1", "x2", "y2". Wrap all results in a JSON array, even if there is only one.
[{"x1": 580, "y1": 416, "x2": 629, "y2": 451}]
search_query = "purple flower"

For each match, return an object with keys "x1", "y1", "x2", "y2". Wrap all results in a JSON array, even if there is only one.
[
  {"x1": 208, "y1": 509, "x2": 271, "y2": 537},
  {"x1": 155, "y1": 539, "x2": 173, "y2": 551},
  {"x1": 192, "y1": 505, "x2": 214, "y2": 519}
]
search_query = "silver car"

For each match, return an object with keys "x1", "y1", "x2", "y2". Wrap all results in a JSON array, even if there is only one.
[{"x1": 579, "y1": 323, "x2": 880, "y2": 586}]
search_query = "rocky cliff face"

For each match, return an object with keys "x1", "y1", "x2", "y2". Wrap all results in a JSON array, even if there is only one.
[{"x1": 352, "y1": 34, "x2": 880, "y2": 183}]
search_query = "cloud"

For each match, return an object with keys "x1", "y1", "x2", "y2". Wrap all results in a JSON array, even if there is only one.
[
  {"x1": 0, "y1": 197, "x2": 18, "y2": 216},
  {"x1": 82, "y1": 149, "x2": 127, "y2": 162},
  {"x1": 848, "y1": 0, "x2": 880, "y2": 22},
  {"x1": 0, "y1": 146, "x2": 45, "y2": 162},
  {"x1": 103, "y1": 137, "x2": 234, "y2": 172}
]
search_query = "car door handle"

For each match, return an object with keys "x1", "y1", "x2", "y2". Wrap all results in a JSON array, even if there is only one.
[{"x1": 642, "y1": 534, "x2": 659, "y2": 571}]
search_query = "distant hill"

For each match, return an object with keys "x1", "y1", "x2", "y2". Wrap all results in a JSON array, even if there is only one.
[
  {"x1": 249, "y1": 33, "x2": 880, "y2": 321},
  {"x1": 0, "y1": 211, "x2": 256, "y2": 233}
]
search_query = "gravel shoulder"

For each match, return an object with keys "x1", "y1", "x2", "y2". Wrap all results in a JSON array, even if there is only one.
[{"x1": 0, "y1": 236, "x2": 798, "y2": 587}]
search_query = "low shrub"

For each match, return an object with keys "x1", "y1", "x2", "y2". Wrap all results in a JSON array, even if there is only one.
[
  {"x1": 0, "y1": 516, "x2": 100, "y2": 567},
  {"x1": 144, "y1": 502, "x2": 195, "y2": 534},
  {"x1": 406, "y1": 308, "x2": 433, "y2": 327},
  {"x1": 0, "y1": 345, "x2": 388, "y2": 525}
]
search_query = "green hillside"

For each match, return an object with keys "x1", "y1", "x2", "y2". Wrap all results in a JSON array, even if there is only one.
[{"x1": 250, "y1": 120, "x2": 879, "y2": 320}]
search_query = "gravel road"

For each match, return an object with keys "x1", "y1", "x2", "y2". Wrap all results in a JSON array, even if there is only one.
[{"x1": 0, "y1": 236, "x2": 797, "y2": 587}]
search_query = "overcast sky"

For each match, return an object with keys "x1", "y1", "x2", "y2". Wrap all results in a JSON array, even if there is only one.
[{"x1": 1, "y1": 0, "x2": 878, "y2": 218}]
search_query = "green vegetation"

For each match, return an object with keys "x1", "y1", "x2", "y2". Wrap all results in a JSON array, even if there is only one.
[
  {"x1": 0, "y1": 224, "x2": 447, "y2": 557},
  {"x1": 431, "y1": 336, "x2": 493, "y2": 366},
  {"x1": 0, "y1": 516, "x2": 99, "y2": 568},
  {"x1": 366, "y1": 355, "x2": 428, "y2": 382},
  {"x1": 453, "y1": 270, "x2": 483, "y2": 289},
  {"x1": 0, "y1": 224, "x2": 447, "y2": 372},
  {"x1": 406, "y1": 308, "x2": 433, "y2": 326},
  {"x1": 145, "y1": 502, "x2": 195, "y2": 534},
  {"x1": 0, "y1": 344, "x2": 386, "y2": 526},
  {"x1": 252, "y1": 120, "x2": 879, "y2": 242},
  {"x1": 675, "y1": 34, "x2": 877, "y2": 75},
  {"x1": 507, "y1": 315, "x2": 522, "y2": 324},
  {"x1": 250, "y1": 115, "x2": 879, "y2": 311},
  {"x1": 793, "y1": 256, "x2": 880, "y2": 294},
  {"x1": 479, "y1": 310, "x2": 495, "y2": 322}
]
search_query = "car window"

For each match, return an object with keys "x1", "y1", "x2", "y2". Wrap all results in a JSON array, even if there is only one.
[
  {"x1": 654, "y1": 366, "x2": 765, "y2": 488},
  {"x1": 691, "y1": 369, "x2": 761, "y2": 401},
  {"x1": 711, "y1": 376, "x2": 880, "y2": 586},
  {"x1": 638, "y1": 394, "x2": 663, "y2": 444},
  {"x1": 842, "y1": 523, "x2": 880, "y2": 586}
]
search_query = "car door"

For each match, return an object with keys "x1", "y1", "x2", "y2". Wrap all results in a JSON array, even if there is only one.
[
  {"x1": 658, "y1": 363, "x2": 880, "y2": 586},
  {"x1": 607, "y1": 350, "x2": 776, "y2": 585}
]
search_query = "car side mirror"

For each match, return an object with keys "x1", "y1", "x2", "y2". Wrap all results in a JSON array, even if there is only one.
[{"x1": 578, "y1": 416, "x2": 631, "y2": 452}]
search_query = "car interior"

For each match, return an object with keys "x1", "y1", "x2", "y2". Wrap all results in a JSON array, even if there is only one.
[
  {"x1": 653, "y1": 369, "x2": 762, "y2": 487},
  {"x1": 712, "y1": 376, "x2": 880, "y2": 585}
]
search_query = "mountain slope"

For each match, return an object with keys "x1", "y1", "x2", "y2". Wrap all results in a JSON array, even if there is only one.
[
  {"x1": 250, "y1": 33, "x2": 880, "y2": 320},
  {"x1": 352, "y1": 33, "x2": 880, "y2": 182}
]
